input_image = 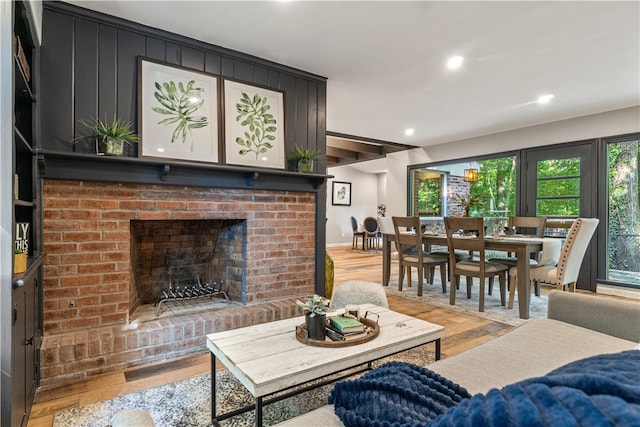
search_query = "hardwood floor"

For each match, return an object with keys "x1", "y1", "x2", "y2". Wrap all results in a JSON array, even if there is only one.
[{"x1": 27, "y1": 245, "x2": 513, "y2": 427}]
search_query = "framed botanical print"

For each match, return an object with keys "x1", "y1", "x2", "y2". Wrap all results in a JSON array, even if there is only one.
[
  {"x1": 223, "y1": 79, "x2": 285, "y2": 169},
  {"x1": 139, "y1": 58, "x2": 219, "y2": 163},
  {"x1": 332, "y1": 181, "x2": 352, "y2": 206}
]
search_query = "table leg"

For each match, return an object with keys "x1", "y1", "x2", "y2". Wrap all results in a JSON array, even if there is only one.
[
  {"x1": 255, "y1": 397, "x2": 263, "y2": 427},
  {"x1": 435, "y1": 338, "x2": 441, "y2": 360},
  {"x1": 516, "y1": 247, "x2": 531, "y2": 319},
  {"x1": 382, "y1": 234, "x2": 391, "y2": 286},
  {"x1": 211, "y1": 353, "x2": 217, "y2": 423}
]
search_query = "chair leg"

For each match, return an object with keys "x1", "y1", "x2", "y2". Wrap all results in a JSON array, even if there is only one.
[
  {"x1": 417, "y1": 264, "x2": 424, "y2": 296},
  {"x1": 499, "y1": 273, "x2": 506, "y2": 306},
  {"x1": 466, "y1": 276, "x2": 472, "y2": 299},
  {"x1": 534, "y1": 280, "x2": 540, "y2": 296},
  {"x1": 428, "y1": 266, "x2": 435, "y2": 285},
  {"x1": 407, "y1": 267, "x2": 412, "y2": 287},
  {"x1": 488, "y1": 277, "x2": 494, "y2": 295},
  {"x1": 508, "y1": 274, "x2": 516, "y2": 309},
  {"x1": 398, "y1": 264, "x2": 404, "y2": 291},
  {"x1": 439, "y1": 263, "x2": 447, "y2": 293},
  {"x1": 568, "y1": 281, "x2": 576, "y2": 292},
  {"x1": 479, "y1": 278, "x2": 485, "y2": 312}
]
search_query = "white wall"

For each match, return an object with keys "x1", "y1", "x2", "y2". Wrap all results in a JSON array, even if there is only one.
[
  {"x1": 326, "y1": 106, "x2": 640, "y2": 245},
  {"x1": 326, "y1": 167, "x2": 380, "y2": 246}
]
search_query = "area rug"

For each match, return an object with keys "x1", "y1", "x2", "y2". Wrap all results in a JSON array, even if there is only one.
[
  {"x1": 52, "y1": 346, "x2": 435, "y2": 427},
  {"x1": 384, "y1": 279, "x2": 548, "y2": 326}
]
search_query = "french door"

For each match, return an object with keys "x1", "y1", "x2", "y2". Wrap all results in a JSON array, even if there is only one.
[{"x1": 522, "y1": 142, "x2": 597, "y2": 291}]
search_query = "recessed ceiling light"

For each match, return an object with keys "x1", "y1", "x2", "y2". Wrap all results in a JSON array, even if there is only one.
[
  {"x1": 447, "y1": 56, "x2": 464, "y2": 70},
  {"x1": 405, "y1": 128, "x2": 415, "y2": 136},
  {"x1": 537, "y1": 94, "x2": 555, "y2": 104}
]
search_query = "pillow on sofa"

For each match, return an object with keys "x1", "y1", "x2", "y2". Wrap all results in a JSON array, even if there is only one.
[{"x1": 331, "y1": 350, "x2": 640, "y2": 427}]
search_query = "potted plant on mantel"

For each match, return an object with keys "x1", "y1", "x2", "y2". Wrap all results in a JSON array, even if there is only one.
[
  {"x1": 74, "y1": 116, "x2": 139, "y2": 156},
  {"x1": 288, "y1": 144, "x2": 322, "y2": 173},
  {"x1": 296, "y1": 294, "x2": 330, "y2": 340}
]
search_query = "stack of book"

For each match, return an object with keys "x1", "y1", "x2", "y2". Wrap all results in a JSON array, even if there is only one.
[{"x1": 326, "y1": 316, "x2": 365, "y2": 341}]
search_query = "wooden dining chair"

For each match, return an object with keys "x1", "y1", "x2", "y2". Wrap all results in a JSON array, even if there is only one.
[
  {"x1": 392, "y1": 216, "x2": 447, "y2": 296},
  {"x1": 488, "y1": 216, "x2": 547, "y2": 295},
  {"x1": 489, "y1": 216, "x2": 547, "y2": 264},
  {"x1": 444, "y1": 217, "x2": 509, "y2": 312},
  {"x1": 508, "y1": 218, "x2": 599, "y2": 308}
]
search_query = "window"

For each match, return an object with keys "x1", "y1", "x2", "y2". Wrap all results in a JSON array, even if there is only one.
[
  {"x1": 408, "y1": 154, "x2": 516, "y2": 220},
  {"x1": 606, "y1": 138, "x2": 640, "y2": 286},
  {"x1": 535, "y1": 158, "x2": 580, "y2": 217}
]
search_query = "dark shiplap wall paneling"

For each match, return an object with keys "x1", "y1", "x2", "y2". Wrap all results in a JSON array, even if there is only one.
[
  {"x1": 145, "y1": 37, "x2": 165, "y2": 62},
  {"x1": 98, "y1": 25, "x2": 118, "y2": 124},
  {"x1": 40, "y1": 2, "x2": 327, "y2": 169},
  {"x1": 74, "y1": 18, "x2": 98, "y2": 146},
  {"x1": 41, "y1": 10, "x2": 74, "y2": 152}
]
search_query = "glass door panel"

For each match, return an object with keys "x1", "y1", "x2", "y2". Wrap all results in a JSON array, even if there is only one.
[
  {"x1": 523, "y1": 143, "x2": 596, "y2": 290},
  {"x1": 606, "y1": 138, "x2": 640, "y2": 286}
]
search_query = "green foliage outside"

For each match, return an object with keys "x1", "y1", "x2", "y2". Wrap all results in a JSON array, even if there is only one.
[
  {"x1": 535, "y1": 158, "x2": 580, "y2": 217},
  {"x1": 607, "y1": 140, "x2": 640, "y2": 275},
  {"x1": 468, "y1": 157, "x2": 516, "y2": 218}
]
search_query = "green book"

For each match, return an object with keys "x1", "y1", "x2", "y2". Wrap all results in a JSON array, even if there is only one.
[{"x1": 329, "y1": 316, "x2": 364, "y2": 334}]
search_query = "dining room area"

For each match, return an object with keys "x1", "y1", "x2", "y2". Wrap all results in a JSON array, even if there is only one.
[{"x1": 326, "y1": 126, "x2": 640, "y2": 309}]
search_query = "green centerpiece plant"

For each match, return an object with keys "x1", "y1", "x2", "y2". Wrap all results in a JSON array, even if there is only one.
[
  {"x1": 288, "y1": 144, "x2": 322, "y2": 173},
  {"x1": 296, "y1": 294, "x2": 330, "y2": 340},
  {"x1": 75, "y1": 116, "x2": 139, "y2": 156}
]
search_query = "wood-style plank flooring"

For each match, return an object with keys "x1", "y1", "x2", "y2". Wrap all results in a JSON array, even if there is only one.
[{"x1": 28, "y1": 246, "x2": 513, "y2": 427}]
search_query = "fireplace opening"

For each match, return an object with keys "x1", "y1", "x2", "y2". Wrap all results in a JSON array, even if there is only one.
[{"x1": 129, "y1": 219, "x2": 246, "y2": 322}]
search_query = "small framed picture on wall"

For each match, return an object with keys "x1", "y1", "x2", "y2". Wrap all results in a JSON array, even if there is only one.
[{"x1": 332, "y1": 181, "x2": 352, "y2": 206}]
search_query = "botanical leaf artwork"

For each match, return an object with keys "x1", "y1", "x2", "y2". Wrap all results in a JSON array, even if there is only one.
[
  {"x1": 152, "y1": 80, "x2": 208, "y2": 152},
  {"x1": 234, "y1": 92, "x2": 277, "y2": 158}
]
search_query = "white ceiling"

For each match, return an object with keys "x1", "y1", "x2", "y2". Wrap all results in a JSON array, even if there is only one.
[{"x1": 66, "y1": 1, "x2": 639, "y2": 151}]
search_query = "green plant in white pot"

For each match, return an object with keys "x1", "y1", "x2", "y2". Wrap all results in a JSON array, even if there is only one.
[
  {"x1": 296, "y1": 294, "x2": 330, "y2": 340},
  {"x1": 288, "y1": 144, "x2": 322, "y2": 173},
  {"x1": 75, "y1": 116, "x2": 139, "y2": 156}
]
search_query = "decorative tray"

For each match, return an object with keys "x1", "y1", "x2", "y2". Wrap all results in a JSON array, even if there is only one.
[{"x1": 295, "y1": 316, "x2": 379, "y2": 348}]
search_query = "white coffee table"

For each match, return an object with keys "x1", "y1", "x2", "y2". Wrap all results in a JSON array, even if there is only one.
[{"x1": 205, "y1": 304, "x2": 444, "y2": 426}]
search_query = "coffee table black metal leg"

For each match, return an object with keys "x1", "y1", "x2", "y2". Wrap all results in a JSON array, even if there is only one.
[
  {"x1": 211, "y1": 353, "x2": 217, "y2": 424},
  {"x1": 435, "y1": 338, "x2": 441, "y2": 360},
  {"x1": 255, "y1": 396, "x2": 263, "y2": 427}
]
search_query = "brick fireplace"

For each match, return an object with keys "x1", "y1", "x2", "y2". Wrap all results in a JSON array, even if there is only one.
[{"x1": 40, "y1": 179, "x2": 317, "y2": 386}]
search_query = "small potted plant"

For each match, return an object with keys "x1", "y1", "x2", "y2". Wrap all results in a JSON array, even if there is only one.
[
  {"x1": 288, "y1": 144, "x2": 322, "y2": 173},
  {"x1": 74, "y1": 116, "x2": 139, "y2": 156},
  {"x1": 14, "y1": 249, "x2": 27, "y2": 274},
  {"x1": 296, "y1": 294, "x2": 330, "y2": 340}
]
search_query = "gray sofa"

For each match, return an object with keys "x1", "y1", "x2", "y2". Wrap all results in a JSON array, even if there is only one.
[{"x1": 276, "y1": 290, "x2": 640, "y2": 427}]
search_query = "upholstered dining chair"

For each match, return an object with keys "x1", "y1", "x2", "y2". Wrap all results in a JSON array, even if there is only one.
[
  {"x1": 363, "y1": 216, "x2": 380, "y2": 250},
  {"x1": 392, "y1": 216, "x2": 448, "y2": 296},
  {"x1": 444, "y1": 216, "x2": 509, "y2": 312},
  {"x1": 508, "y1": 218, "x2": 599, "y2": 308},
  {"x1": 350, "y1": 216, "x2": 365, "y2": 249}
]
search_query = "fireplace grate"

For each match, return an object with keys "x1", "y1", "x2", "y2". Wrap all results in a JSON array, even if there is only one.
[{"x1": 155, "y1": 276, "x2": 230, "y2": 316}]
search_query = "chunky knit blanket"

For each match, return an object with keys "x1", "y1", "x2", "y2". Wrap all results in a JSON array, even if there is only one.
[
  {"x1": 330, "y1": 350, "x2": 640, "y2": 427},
  {"x1": 329, "y1": 361, "x2": 472, "y2": 427}
]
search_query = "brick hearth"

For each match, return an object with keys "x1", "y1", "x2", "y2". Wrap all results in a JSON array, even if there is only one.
[{"x1": 40, "y1": 180, "x2": 316, "y2": 386}]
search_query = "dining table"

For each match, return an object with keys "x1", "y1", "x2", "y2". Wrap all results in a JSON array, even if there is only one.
[{"x1": 381, "y1": 232, "x2": 544, "y2": 319}]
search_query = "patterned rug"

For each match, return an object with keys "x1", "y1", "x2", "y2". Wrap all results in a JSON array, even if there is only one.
[
  {"x1": 385, "y1": 278, "x2": 548, "y2": 326},
  {"x1": 52, "y1": 345, "x2": 436, "y2": 427}
]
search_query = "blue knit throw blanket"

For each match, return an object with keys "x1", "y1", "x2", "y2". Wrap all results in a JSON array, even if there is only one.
[{"x1": 330, "y1": 350, "x2": 640, "y2": 427}]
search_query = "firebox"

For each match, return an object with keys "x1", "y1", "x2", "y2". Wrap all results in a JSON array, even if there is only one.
[{"x1": 129, "y1": 219, "x2": 246, "y2": 319}]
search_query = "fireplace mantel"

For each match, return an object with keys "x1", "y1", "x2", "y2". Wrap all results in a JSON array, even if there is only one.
[{"x1": 38, "y1": 150, "x2": 331, "y2": 192}]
